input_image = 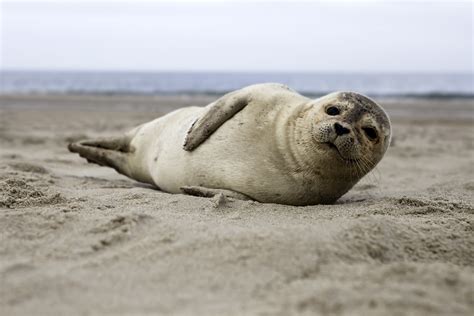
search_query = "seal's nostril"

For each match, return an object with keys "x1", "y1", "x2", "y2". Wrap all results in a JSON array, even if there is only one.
[{"x1": 334, "y1": 123, "x2": 350, "y2": 136}]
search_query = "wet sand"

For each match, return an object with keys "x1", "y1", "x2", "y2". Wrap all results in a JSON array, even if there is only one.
[{"x1": 0, "y1": 94, "x2": 473, "y2": 315}]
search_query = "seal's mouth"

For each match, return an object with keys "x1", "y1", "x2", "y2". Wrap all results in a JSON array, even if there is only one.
[
  {"x1": 324, "y1": 141, "x2": 338, "y2": 151},
  {"x1": 323, "y1": 141, "x2": 359, "y2": 163}
]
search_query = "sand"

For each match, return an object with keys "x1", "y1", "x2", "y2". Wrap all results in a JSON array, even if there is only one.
[{"x1": 0, "y1": 94, "x2": 473, "y2": 315}]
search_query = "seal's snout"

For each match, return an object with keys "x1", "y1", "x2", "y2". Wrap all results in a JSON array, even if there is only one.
[{"x1": 334, "y1": 122, "x2": 350, "y2": 136}]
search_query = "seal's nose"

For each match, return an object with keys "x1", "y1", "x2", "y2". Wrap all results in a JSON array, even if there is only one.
[{"x1": 334, "y1": 122, "x2": 350, "y2": 136}]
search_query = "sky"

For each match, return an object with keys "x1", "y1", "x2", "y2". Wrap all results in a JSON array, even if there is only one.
[{"x1": 0, "y1": 0, "x2": 472, "y2": 72}]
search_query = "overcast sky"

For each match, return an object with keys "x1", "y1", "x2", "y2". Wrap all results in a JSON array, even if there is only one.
[{"x1": 1, "y1": 0, "x2": 472, "y2": 72}]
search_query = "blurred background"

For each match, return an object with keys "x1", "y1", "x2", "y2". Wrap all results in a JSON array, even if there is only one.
[{"x1": 1, "y1": 0, "x2": 472, "y2": 97}]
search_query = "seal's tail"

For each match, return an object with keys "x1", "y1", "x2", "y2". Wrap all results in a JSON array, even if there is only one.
[{"x1": 68, "y1": 136, "x2": 133, "y2": 177}]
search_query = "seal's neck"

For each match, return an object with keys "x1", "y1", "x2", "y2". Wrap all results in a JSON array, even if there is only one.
[{"x1": 278, "y1": 103, "x2": 321, "y2": 173}]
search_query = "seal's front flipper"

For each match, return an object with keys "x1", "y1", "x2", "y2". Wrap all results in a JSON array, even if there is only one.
[
  {"x1": 180, "y1": 186, "x2": 252, "y2": 201},
  {"x1": 68, "y1": 136, "x2": 132, "y2": 177},
  {"x1": 183, "y1": 92, "x2": 251, "y2": 151}
]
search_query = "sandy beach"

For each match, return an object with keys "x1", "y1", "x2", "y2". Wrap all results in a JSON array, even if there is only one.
[{"x1": 0, "y1": 94, "x2": 473, "y2": 315}]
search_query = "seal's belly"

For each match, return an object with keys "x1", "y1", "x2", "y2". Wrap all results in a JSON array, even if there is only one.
[{"x1": 146, "y1": 105, "x2": 316, "y2": 204}]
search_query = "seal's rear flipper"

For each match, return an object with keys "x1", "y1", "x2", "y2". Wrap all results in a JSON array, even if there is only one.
[
  {"x1": 183, "y1": 91, "x2": 250, "y2": 151},
  {"x1": 68, "y1": 136, "x2": 132, "y2": 177},
  {"x1": 180, "y1": 186, "x2": 252, "y2": 201}
]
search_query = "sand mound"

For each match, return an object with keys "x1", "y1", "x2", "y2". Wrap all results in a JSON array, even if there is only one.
[
  {"x1": 335, "y1": 216, "x2": 473, "y2": 265},
  {"x1": 0, "y1": 178, "x2": 64, "y2": 208}
]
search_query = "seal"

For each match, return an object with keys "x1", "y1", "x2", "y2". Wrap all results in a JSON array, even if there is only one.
[{"x1": 68, "y1": 83, "x2": 391, "y2": 205}]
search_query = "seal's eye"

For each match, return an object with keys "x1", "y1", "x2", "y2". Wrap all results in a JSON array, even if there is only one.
[
  {"x1": 326, "y1": 106, "x2": 340, "y2": 116},
  {"x1": 363, "y1": 127, "x2": 378, "y2": 140}
]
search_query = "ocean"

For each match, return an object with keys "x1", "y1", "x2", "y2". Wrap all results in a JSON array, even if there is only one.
[{"x1": 0, "y1": 71, "x2": 472, "y2": 98}]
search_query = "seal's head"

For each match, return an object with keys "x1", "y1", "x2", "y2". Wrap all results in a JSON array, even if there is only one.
[{"x1": 310, "y1": 91, "x2": 391, "y2": 179}]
